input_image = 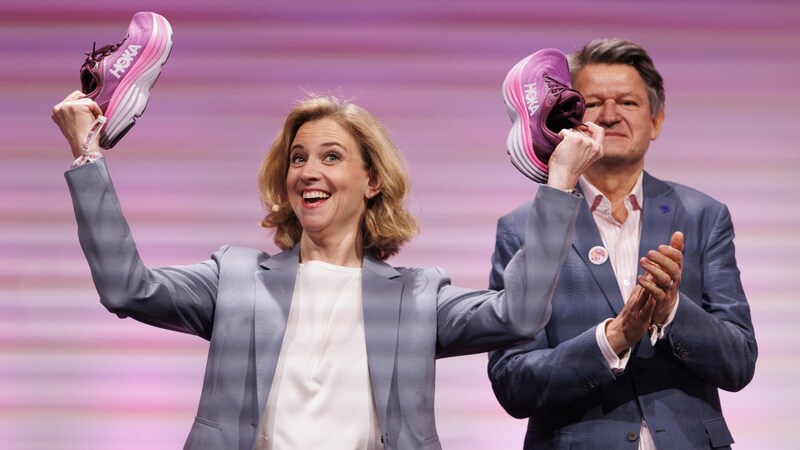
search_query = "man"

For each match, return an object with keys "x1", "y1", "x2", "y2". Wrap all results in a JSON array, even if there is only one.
[{"x1": 488, "y1": 38, "x2": 757, "y2": 449}]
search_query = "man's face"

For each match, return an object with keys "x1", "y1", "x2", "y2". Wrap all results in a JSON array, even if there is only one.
[{"x1": 574, "y1": 63, "x2": 664, "y2": 168}]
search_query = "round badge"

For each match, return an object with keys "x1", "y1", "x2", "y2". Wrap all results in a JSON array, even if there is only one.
[{"x1": 588, "y1": 246, "x2": 608, "y2": 265}]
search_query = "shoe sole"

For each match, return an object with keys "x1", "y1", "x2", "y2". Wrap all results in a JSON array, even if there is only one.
[
  {"x1": 101, "y1": 12, "x2": 173, "y2": 149},
  {"x1": 502, "y1": 54, "x2": 549, "y2": 183}
]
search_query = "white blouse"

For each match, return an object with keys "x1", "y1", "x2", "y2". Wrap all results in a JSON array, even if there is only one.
[{"x1": 256, "y1": 260, "x2": 383, "y2": 449}]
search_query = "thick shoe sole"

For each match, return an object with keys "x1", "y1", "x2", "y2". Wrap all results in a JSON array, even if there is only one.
[
  {"x1": 502, "y1": 54, "x2": 549, "y2": 183},
  {"x1": 101, "y1": 12, "x2": 173, "y2": 149}
]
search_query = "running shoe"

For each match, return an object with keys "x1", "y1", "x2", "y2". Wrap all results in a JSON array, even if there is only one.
[
  {"x1": 80, "y1": 11, "x2": 173, "y2": 149},
  {"x1": 502, "y1": 48, "x2": 585, "y2": 182}
]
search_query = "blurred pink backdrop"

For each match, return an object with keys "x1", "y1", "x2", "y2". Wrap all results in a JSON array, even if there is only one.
[{"x1": 1, "y1": 1, "x2": 799, "y2": 448}]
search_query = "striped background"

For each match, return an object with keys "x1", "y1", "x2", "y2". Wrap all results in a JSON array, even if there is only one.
[{"x1": 1, "y1": 1, "x2": 799, "y2": 448}]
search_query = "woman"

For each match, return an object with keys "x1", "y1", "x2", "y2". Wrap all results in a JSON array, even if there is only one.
[{"x1": 52, "y1": 91, "x2": 603, "y2": 449}]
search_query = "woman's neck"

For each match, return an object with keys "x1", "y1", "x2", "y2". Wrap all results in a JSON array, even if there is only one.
[{"x1": 298, "y1": 231, "x2": 364, "y2": 268}]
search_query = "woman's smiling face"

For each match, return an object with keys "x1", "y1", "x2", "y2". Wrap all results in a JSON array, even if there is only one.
[{"x1": 286, "y1": 118, "x2": 378, "y2": 242}]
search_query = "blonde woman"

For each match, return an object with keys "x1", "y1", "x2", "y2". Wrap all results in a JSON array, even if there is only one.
[{"x1": 52, "y1": 91, "x2": 603, "y2": 449}]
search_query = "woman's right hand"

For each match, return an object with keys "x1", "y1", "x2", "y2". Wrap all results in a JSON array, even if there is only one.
[
  {"x1": 51, "y1": 90, "x2": 104, "y2": 159},
  {"x1": 546, "y1": 121, "x2": 604, "y2": 190}
]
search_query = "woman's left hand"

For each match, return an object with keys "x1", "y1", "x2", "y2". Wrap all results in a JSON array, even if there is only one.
[
  {"x1": 546, "y1": 122, "x2": 604, "y2": 190},
  {"x1": 52, "y1": 90, "x2": 104, "y2": 159}
]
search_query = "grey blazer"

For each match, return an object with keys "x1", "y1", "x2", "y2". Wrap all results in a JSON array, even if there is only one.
[
  {"x1": 488, "y1": 172, "x2": 757, "y2": 449},
  {"x1": 66, "y1": 159, "x2": 581, "y2": 450}
]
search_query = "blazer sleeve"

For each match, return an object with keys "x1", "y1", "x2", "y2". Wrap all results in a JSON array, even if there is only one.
[
  {"x1": 657, "y1": 202, "x2": 757, "y2": 392},
  {"x1": 435, "y1": 186, "x2": 580, "y2": 358},
  {"x1": 65, "y1": 159, "x2": 221, "y2": 340},
  {"x1": 487, "y1": 202, "x2": 618, "y2": 417},
  {"x1": 488, "y1": 203, "x2": 527, "y2": 291},
  {"x1": 488, "y1": 326, "x2": 618, "y2": 417}
]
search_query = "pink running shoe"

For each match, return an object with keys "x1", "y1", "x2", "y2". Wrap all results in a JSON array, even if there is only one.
[
  {"x1": 502, "y1": 48, "x2": 585, "y2": 183},
  {"x1": 80, "y1": 12, "x2": 173, "y2": 149}
]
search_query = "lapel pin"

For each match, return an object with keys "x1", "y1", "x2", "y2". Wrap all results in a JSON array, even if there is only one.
[
  {"x1": 588, "y1": 246, "x2": 609, "y2": 265},
  {"x1": 659, "y1": 204, "x2": 671, "y2": 214}
]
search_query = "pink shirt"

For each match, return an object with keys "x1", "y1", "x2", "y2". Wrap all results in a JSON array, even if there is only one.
[
  {"x1": 580, "y1": 174, "x2": 674, "y2": 450},
  {"x1": 580, "y1": 175, "x2": 644, "y2": 303}
]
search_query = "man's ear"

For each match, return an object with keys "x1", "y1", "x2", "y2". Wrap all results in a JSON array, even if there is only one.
[{"x1": 650, "y1": 109, "x2": 665, "y2": 141}]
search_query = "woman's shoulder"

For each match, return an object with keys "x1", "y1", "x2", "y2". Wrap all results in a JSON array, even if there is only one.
[
  {"x1": 213, "y1": 245, "x2": 278, "y2": 268},
  {"x1": 364, "y1": 257, "x2": 449, "y2": 284},
  {"x1": 390, "y1": 265, "x2": 449, "y2": 284}
]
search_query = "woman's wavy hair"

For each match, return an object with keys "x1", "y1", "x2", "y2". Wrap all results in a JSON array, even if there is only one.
[{"x1": 258, "y1": 95, "x2": 418, "y2": 261}]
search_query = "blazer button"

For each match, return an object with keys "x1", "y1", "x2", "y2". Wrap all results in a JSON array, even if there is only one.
[{"x1": 627, "y1": 431, "x2": 639, "y2": 442}]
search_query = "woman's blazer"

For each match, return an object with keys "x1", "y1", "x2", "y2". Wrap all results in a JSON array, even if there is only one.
[{"x1": 66, "y1": 159, "x2": 581, "y2": 450}]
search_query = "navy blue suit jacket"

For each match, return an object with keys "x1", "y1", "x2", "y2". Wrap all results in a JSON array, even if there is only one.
[{"x1": 488, "y1": 172, "x2": 756, "y2": 449}]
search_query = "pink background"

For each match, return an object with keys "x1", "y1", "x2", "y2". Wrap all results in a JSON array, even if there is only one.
[{"x1": 1, "y1": 1, "x2": 799, "y2": 448}]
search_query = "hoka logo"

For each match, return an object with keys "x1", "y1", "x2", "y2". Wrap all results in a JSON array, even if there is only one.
[
  {"x1": 108, "y1": 44, "x2": 142, "y2": 79},
  {"x1": 524, "y1": 83, "x2": 539, "y2": 116}
]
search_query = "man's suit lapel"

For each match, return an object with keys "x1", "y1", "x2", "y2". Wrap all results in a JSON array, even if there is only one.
[
  {"x1": 253, "y1": 246, "x2": 299, "y2": 415},
  {"x1": 636, "y1": 173, "x2": 677, "y2": 357},
  {"x1": 573, "y1": 186, "x2": 626, "y2": 315},
  {"x1": 639, "y1": 172, "x2": 677, "y2": 266},
  {"x1": 361, "y1": 256, "x2": 403, "y2": 430},
  {"x1": 571, "y1": 174, "x2": 677, "y2": 316}
]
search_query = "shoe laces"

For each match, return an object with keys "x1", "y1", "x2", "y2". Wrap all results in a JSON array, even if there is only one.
[
  {"x1": 543, "y1": 74, "x2": 585, "y2": 128},
  {"x1": 543, "y1": 74, "x2": 570, "y2": 93},
  {"x1": 83, "y1": 39, "x2": 126, "y2": 65},
  {"x1": 80, "y1": 38, "x2": 127, "y2": 97}
]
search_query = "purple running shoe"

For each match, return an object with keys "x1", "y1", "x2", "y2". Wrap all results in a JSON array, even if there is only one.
[
  {"x1": 502, "y1": 48, "x2": 585, "y2": 183},
  {"x1": 80, "y1": 11, "x2": 173, "y2": 149}
]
